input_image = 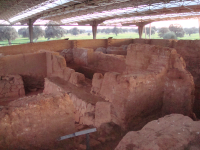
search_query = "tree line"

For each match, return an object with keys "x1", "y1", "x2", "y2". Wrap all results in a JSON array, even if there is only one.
[
  {"x1": 145, "y1": 24, "x2": 199, "y2": 39},
  {"x1": 0, "y1": 21, "x2": 88, "y2": 45},
  {"x1": 0, "y1": 22, "x2": 199, "y2": 45},
  {"x1": 97, "y1": 27, "x2": 137, "y2": 36}
]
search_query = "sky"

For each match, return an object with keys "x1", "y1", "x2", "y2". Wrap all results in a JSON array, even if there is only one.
[{"x1": 150, "y1": 19, "x2": 199, "y2": 28}]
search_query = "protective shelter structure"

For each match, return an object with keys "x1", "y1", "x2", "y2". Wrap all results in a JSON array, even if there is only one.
[{"x1": 1, "y1": 0, "x2": 200, "y2": 40}]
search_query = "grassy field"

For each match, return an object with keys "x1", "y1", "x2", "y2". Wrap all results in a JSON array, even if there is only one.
[{"x1": 0, "y1": 32, "x2": 199, "y2": 46}]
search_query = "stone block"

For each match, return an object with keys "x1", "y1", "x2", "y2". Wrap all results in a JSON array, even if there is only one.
[
  {"x1": 106, "y1": 46, "x2": 127, "y2": 55},
  {"x1": 5, "y1": 92, "x2": 18, "y2": 98},
  {"x1": 0, "y1": 75, "x2": 25, "y2": 100},
  {"x1": 75, "y1": 111, "x2": 80, "y2": 123},
  {"x1": 73, "y1": 48, "x2": 94, "y2": 66},
  {"x1": 95, "y1": 102, "x2": 111, "y2": 128},
  {"x1": 69, "y1": 72, "x2": 85, "y2": 86},
  {"x1": 52, "y1": 54, "x2": 66, "y2": 73},
  {"x1": 86, "y1": 103, "x2": 95, "y2": 113},
  {"x1": 19, "y1": 88, "x2": 25, "y2": 97},
  {"x1": 91, "y1": 73, "x2": 104, "y2": 95},
  {"x1": 80, "y1": 112, "x2": 95, "y2": 126},
  {"x1": 63, "y1": 67, "x2": 75, "y2": 81},
  {"x1": 60, "y1": 49, "x2": 73, "y2": 63},
  {"x1": 91, "y1": 52, "x2": 126, "y2": 73},
  {"x1": 95, "y1": 47, "x2": 106, "y2": 53}
]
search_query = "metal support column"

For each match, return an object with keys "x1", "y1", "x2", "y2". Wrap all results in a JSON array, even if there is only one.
[
  {"x1": 198, "y1": 18, "x2": 200, "y2": 39},
  {"x1": 138, "y1": 24, "x2": 144, "y2": 39},
  {"x1": 92, "y1": 21, "x2": 97, "y2": 39},
  {"x1": 28, "y1": 19, "x2": 33, "y2": 43},
  {"x1": 86, "y1": 133, "x2": 90, "y2": 150},
  {"x1": 149, "y1": 23, "x2": 151, "y2": 39}
]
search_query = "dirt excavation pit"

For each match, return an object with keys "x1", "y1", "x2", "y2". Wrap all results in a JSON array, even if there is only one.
[{"x1": 0, "y1": 43, "x2": 199, "y2": 150}]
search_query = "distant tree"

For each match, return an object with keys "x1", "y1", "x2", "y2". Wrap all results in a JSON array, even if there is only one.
[
  {"x1": 97, "y1": 29, "x2": 101, "y2": 33},
  {"x1": 163, "y1": 32, "x2": 177, "y2": 40},
  {"x1": 79, "y1": 29, "x2": 85, "y2": 34},
  {"x1": 45, "y1": 21, "x2": 65, "y2": 40},
  {"x1": 105, "y1": 28, "x2": 112, "y2": 34},
  {"x1": 158, "y1": 27, "x2": 170, "y2": 38},
  {"x1": 70, "y1": 27, "x2": 80, "y2": 36},
  {"x1": 144, "y1": 26, "x2": 156, "y2": 35},
  {"x1": 18, "y1": 26, "x2": 44, "y2": 42},
  {"x1": 129, "y1": 28, "x2": 137, "y2": 33},
  {"x1": 184, "y1": 27, "x2": 198, "y2": 36},
  {"x1": 64, "y1": 29, "x2": 68, "y2": 34},
  {"x1": 119, "y1": 28, "x2": 123, "y2": 33},
  {"x1": 122, "y1": 28, "x2": 128, "y2": 33},
  {"x1": 112, "y1": 26, "x2": 120, "y2": 36},
  {"x1": 32, "y1": 26, "x2": 44, "y2": 42},
  {"x1": 169, "y1": 24, "x2": 185, "y2": 37},
  {"x1": 88, "y1": 33, "x2": 91, "y2": 36},
  {"x1": 0, "y1": 26, "x2": 18, "y2": 45},
  {"x1": 0, "y1": 27, "x2": 4, "y2": 41},
  {"x1": 18, "y1": 28, "x2": 28, "y2": 37},
  {"x1": 101, "y1": 29, "x2": 105, "y2": 33}
]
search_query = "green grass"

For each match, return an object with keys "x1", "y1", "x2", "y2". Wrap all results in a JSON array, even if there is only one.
[{"x1": 0, "y1": 32, "x2": 199, "y2": 46}]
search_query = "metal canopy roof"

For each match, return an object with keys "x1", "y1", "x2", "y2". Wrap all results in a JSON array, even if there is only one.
[{"x1": 0, "y1": 0, "x2": 200, "y2": 26}]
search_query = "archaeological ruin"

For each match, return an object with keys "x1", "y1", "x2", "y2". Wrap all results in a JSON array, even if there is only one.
[{"x1": 0, "y1": 38, "x2": 199, "y2": 149}]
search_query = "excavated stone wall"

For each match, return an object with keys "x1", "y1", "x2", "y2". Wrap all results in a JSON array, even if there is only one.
[
  {"x1": 174, "y1": 41, "x2": 200, "y2": 117},
  {"x1": 91, "y1": 52, "x2": 126, "y2": 73},
  {"x1": 43, "y1": 78, "x2": 95, "y2": 126},
  {"x1": 43, "y1": 78, "x2": 109, "y2": 127},
  {"x1": 0, "y1": 75, "x2": 25, "y2": 100},
  {"x1": 52, "y1": 44, "x2": 195, "y2": 129},
  {"x1": 0, "y1": 92, "x2": 75, "y2": 150},
  {"x1": 59, "y1": 46, "x2": 128, "y2": 73},
  {"x1": 133, "y1": 39, "x2": 200, "y2": 117},
  {"x1": 0, "y1": 52, "x2": 46, "y2": 77},
  {"x1": 0, "y1": 52, "x2": 47, "y2": 91},
  {"x1": 91, "y1": 44, "x2": 195, "y2": 128}
]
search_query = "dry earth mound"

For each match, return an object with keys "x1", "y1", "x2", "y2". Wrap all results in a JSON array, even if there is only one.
[
  {"x1": 115, "y1": 114, "x2": 200, "y2": 150},
  {"x1": 0, "y1": 92, "x2": 75, "y2": 150}
]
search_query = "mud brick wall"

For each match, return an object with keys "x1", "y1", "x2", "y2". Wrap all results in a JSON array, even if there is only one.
[
  {"x1": 89, "y1": 52, "x2": 126, "y2": 73},
  {"x1": 0, "y1": 75, "x2": 25, "y2": 100},
  {"x1": 0, "y1": 52, "x2": 47, "y2": 90},
  {"x1": 0, "y1": 39, "x2": 133, "y2": 56},
  {"x1": 0, "y1": 40, "x2": 72, "y2": 55},
  {"x1": 0, "y1": 52, "x2": 47, "y2": 77}
]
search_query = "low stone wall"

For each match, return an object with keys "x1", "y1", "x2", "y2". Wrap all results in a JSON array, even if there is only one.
[
  {"x1": 106, "y1": 45, "x2": 128, "y2": 55},
  {"x1": 0, "y1": 92, "x2": 75, "y2": 149},
  {"x1": 43, "y1": 78, "x2": 95, "y2": 126},
  {"x1": 43, "y1": 78, "x2": 111, "y2": 127},
  {"x1": 73, "y1": 48, "x2": 94, "y2": 66},
  {"x1": 90, "y1": 52, "x2": 126, "y2": 73},
  {"x1": 0, "y1": 75, "x2": 25, "y2": 100}
]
